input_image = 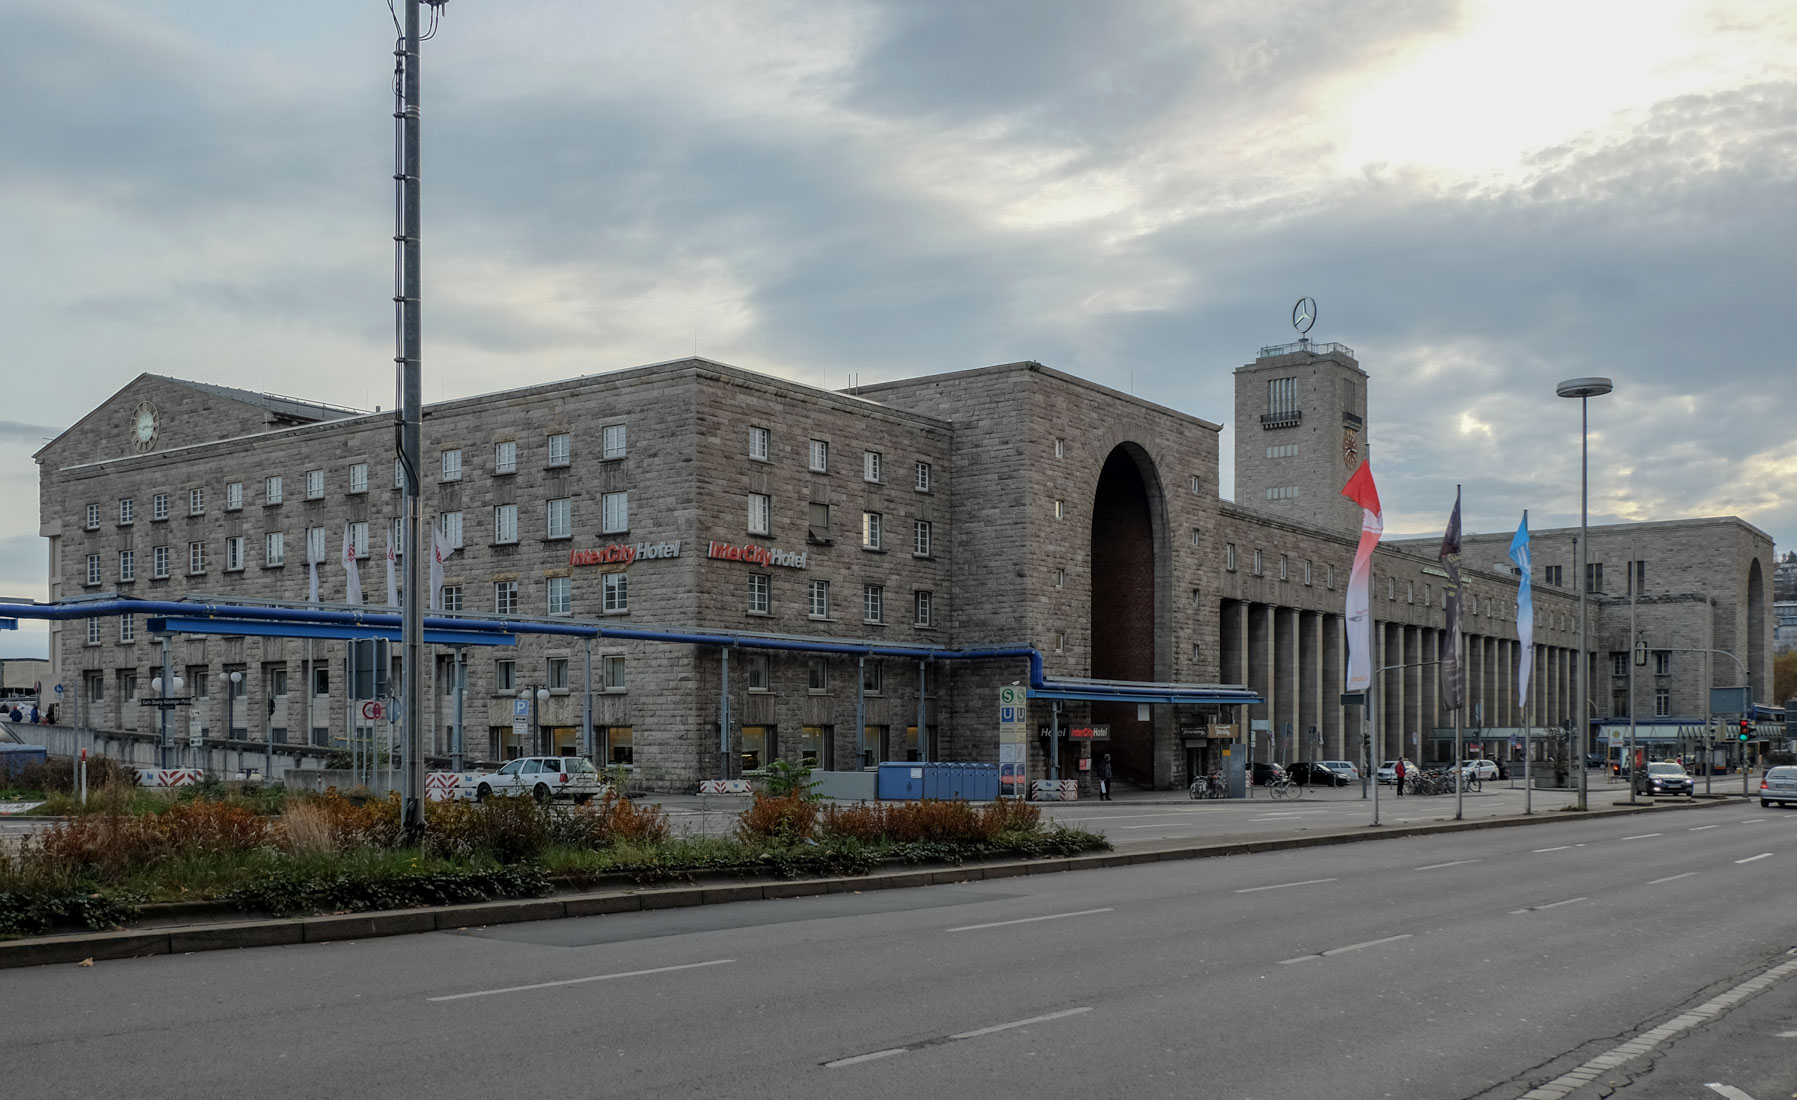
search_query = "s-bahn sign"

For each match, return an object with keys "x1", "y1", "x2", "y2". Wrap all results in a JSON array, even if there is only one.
[{"x1": 706, "y1": 540, "x2": 808, "y2": 569}]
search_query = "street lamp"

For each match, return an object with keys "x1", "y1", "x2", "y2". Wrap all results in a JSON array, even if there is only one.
[
  {"x1": 150, "y1": 672, "x2": 184, "y2": 770},
  {"x1": 518, "y1": 686, "x2": 551, "y2": 755},
  {"x1": 1557, "y1": 376, "x2": 1613, "y2": 812}
]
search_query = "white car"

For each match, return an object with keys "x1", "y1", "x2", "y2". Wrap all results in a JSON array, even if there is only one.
[
  {"x1": 471, "y1": 756, "x2": 607, "y2": 803},
  {"x1": 1457, "y1": 759, "x2": 1500, "y2": 780},
  {"x1": 1319, "y1": 760, "x2": 1360, "y2": 781},
  {"x1": 1375, "y1": 759, "x2": 1420, "y2": 784}
]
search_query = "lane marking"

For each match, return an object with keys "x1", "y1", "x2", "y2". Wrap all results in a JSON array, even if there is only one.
[
  {"x1": 1734, "y1": 853, "x2": 1773, "y2": 864},
  {"x1": 1510, "y1": 897, "x2": 1588, "y2": 915},
  {"x1": 1236, "y1": 878, "x2": 1338, "y2": 894},
  {"x1": 1620, "y1": 833, "x2": 1662, "y2": 840},
  {"x1": 1704, "y1": 1084, "x2": 1756, "y2": 1100},
  {"x1": 948, "y1": 1006, "x2": 1092, "y2": 1040},
  {"x1": 1647, "y1": 872, "x2": 1698, "y2": 885},
  {"x1": 824, "y1": 1049, "x2": 908, "y2": 1068},
  {"x1": 1519, "y1": 954, "x2": 1797, "y2": 1099},
  {"x1": 1278, "y1": 933, "x2": 1412, "y2": 964},
  {"x1": 1740, "y1": 819, "x2": 1765, "y2": 824},
  {"x1": 1690, "y1": 825, "x2": 1720, "y2": 831},
  {"x1": 1775, "y1": 1030, "x2": 1797, "y2": 1038},
  {"x1": 947, "y1": 908, "x2": 1113, "y2": 933},
  {"x1": 1414, "y1": 859, "x2": 1481, "y2": 871},
  {"x1": 1534, "y1": 846, "x2": 1574, "y2": 853},
  {"x1": 427, "y1": 959, "x2": 734, "y2": 1002}
]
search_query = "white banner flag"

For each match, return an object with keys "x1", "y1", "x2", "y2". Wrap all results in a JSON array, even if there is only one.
[
  {"x1": 384, "y1": 530, "x2": 398, "y2": 609},
  {"x1": 1339, "y1": 461, "x2": 1383, "y2": 692},
  {"x1": 430, "y1": 519, "x2": 455, "y2": 610},
  {"x1": 341, "y1": 524, "x2": 363, "y2": 606}
]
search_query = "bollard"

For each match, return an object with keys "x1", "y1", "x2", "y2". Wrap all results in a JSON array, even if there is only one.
[{"x1": 79, "y1": 747, "x2": 89, "y2": 805}]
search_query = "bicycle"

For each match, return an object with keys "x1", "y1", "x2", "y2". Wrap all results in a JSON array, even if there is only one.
[
  {"x1": 1266, "y1": 777, "x2": 1298, "y2": 800},
  {"x1": 1189, "y1": 771, "x2": 1227, "y2": 799}
]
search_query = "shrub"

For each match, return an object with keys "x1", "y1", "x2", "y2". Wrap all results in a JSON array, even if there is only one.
[
  {"x1": 222, "y1": 865, "x2": 551, "y2": 919},
  {"x1": 25, "y1": 801, "x2": 278, "y2": 880},
  {"x1": 737, "y1": 792, "x2": 817, "y2": 842},
  {"x1": 0, "y1": 889, "x2": 142, "y2": 936},
  {"x1": 423, "y1": 796, "x2": 550, "y2": 864},
  {"x1": 8, "y1": 754, "x2": 135, "y2": 796},
  {"x1": 819, "y1": 798, "x2": 1041, "y2": 845},
  {"x1": 759, "y1": 758, "x2": 818, "y2": 800}
]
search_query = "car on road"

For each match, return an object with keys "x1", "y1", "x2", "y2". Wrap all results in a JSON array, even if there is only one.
[
  {"x1": 1247, "y1": 761, "x2": 1287, "y2": 786},
  {"x1": 1759, "y1": 766, "x2": 1797, "y2": 808},
  {"x1": 1456, "y1": 759, "x2": 1500, "y2": 780},
  {"x1": 1287, "y1": 761, "x2": 1351, "y2": 787},
  {"x1": 1634, "y1": 761, "x2": 1694, "y2": 797},
  {"x1": 471, "y1": 756, "x2": 607, "y2": 803},
  {"x1": 1319, "y1": 759, "x2": 1360, "y2": 781},
  {"x1": 1375, "y1": 759, "x2": 1420, "y2": 784}
]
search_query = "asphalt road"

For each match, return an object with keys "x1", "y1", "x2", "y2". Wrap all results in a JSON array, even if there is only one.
[{"x1": 5, "y1": 799, "x2": 1794, "y2": 1099}]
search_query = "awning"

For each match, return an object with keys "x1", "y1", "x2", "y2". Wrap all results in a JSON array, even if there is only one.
[{"x1": 1028, "y1": 687, "x2": 1262, "y2": 706}]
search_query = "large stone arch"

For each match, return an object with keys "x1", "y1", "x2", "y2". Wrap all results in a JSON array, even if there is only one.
[
  {"x1": 1748, "y1": 557, "x2": 1766, "y2": 702},
  {"x1": 1087, "y1": 441, "x2": 1172, "y2": 785}
]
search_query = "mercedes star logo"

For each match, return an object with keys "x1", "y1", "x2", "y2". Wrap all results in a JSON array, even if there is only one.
[{"x1": 1292, "y1": 297, "x2": 1317, "y2": 335}]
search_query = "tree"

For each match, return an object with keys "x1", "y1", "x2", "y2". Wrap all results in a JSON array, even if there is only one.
[{"x1": 1775, "y1": 650, "x2": 1797, "y2": 707}]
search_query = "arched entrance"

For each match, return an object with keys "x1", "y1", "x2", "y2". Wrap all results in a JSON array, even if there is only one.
[
  {"x1": 1747, "y1": 558, "x2": 1766, "y2": 702},
  {"x1": 1089, "y1": 444, "x2": 1166, "y2": 786}
]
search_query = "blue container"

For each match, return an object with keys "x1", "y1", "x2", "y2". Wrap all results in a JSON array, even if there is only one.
[
  {"x1": 945, "y1": 762, "x2": 973, "y2": 800},
  {"x1": 970, "y1": 763, "x2": 999, "y2": 801},
  {"x1": 876, "y1": 761, "x2": 924, "y2": 800},
  {"x1": 0, "y1": 744, "x2": 48, "y2": 782},
  {"x1": 921, "y1": 762, "x2": 947, "y2": 800}
]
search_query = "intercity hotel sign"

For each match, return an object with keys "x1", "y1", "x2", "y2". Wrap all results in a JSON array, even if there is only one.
[
  {"x1": 706, "y1": 540, "x2": 809, "y2": 569},
  {"x1": 569, "y1": 540, "x2": 682, "y2": 567}
]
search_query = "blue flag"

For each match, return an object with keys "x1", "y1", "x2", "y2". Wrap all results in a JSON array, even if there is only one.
[{"x1": 1509, "y1": 512, "x2": 1533, "y2": 709}]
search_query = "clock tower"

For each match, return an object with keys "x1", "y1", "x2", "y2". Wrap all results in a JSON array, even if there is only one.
[{"x1": 1232, "y1": 340, "x2": 1369, "y2": 535}]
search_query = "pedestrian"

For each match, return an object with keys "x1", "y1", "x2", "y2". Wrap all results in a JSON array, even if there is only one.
[
  {"x1": 1394, "y1": 758, "x2": 1406, "y2": 796},
  {"x1": 29, "y1": 704, "x2": 39, "y2": 724},
  {"x1": 1096, "y1": 753, "x2": 1113, "y2": 801},
  {"x1": 7, "y1": 706, "x2": 19, "y2": 723}
]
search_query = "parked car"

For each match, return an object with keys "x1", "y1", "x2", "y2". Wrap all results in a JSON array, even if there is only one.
[
  {"x1": 1759, "y1": 766, "x2": 1797, "y2": 808},
  {"x1": 1319, "y1": 759, "x2": 1360, "y2": 781},
  {"x1": 1375, "y1": 759, "x2": 1420, "y2": 784},
  {"x1": 1247, "y1": 761, "x2": 1287, "y2": 786},
  {"x1": 472, "y1": 756, "x2": 606, "y2": 803},
  {"x1": 1288, "y1": 761, "x2": 1351, "y2": 787},
  {"x1": 1456, "y1": 759, "x2": 1500, "y2": 780},
  {"x1": 1634, "y1": 761, "x2": 1694, "y2": 797}
]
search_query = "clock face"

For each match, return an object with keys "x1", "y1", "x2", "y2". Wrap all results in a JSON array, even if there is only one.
[
  {"x1": 131, "y1": 402, "x2": 159, "y2": 452},
  {"x1": 1342, "y1": 427, "x2": 1359, "y2": 467}
]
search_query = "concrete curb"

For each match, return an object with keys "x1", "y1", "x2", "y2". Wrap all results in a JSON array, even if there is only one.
[{"x1": 0, "y1": 795, "x2": 1738, "y2": 969}]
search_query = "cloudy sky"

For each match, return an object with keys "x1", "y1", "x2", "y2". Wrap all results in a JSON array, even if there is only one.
[{"x1": 3, "y1": 0, "x2": 1793, "y2": 657}]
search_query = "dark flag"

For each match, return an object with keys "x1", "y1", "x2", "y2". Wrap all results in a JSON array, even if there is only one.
[{"x1": 1440, "y1": 488, "x2": 1464, "y2": 711}]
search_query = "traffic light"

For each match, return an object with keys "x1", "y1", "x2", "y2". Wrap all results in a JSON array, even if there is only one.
[{"x1": 1738, "y1": 718, "x2": 1751, "y2": 742}]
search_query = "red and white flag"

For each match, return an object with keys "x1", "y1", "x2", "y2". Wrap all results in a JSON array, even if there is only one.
[
  {"x1": 1340, "y1": 461, "x2": 1383, "y2": 692},
  {"x1": 341, "y1": 524, "x2": 363, "y2": 606},
  {"x1": 384, "y1": 529, "x2": 398, "y2": 609},
  {"x1": 429, "y1": 519, "x2": 455, "y2": 610}
]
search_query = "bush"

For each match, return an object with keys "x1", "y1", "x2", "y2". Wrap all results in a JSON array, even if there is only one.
[
  {"x1": 424, "y1": 796, "x2": 550, "y2": 864},
  {"x1": 0, "y1": 889, "x2": 142, "y2": 936},
  {"x1": 819, "y1": 798, "x2": 1041, "y2": 845},
  {"x1": 7, "y1": 754, "x2": 135, "y2": 796},
  {"x1": 222, "y1": 865, "x2": 552, "y2": 918},
  {"x1": 737, "y1": 792, "x2": 817, "y2": 843},
  {"x1": 25, "y1": 801, "x2": 279, "y2": 880}
]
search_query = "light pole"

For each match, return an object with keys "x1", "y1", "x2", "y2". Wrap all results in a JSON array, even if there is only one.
[
  {"x1": 518, "y1": 685, "x2": 550, "y2": 756},
  {"x1": 218, "y1": 670, "x2": 242, "y2": 774},
  {"x1": 1556, "y1": 376, "x2": 1613, "y2": 812},
  {"x1": 149, "y1": 666, "x2": 185, "y2": 770}
]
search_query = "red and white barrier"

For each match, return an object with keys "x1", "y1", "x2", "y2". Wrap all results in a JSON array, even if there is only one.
[
  {"x1": 136, "y1": 768, "x2": 205, "y2": 788},
  {"x1": 1030, "y1": 779, "x2": 1080, "y2": 801},
  {"x1": 425, "y1": 772, "x2": 482, "y2": 802},
  {"x1": 698, "y1": 779, "x2": 753, "y2": 795}
]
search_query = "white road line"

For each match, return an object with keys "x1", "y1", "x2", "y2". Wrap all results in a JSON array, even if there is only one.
[
  {"x1": 1704, "y1": 1084, "x2": 1756, "y2": 1100},
  {"x1": 1510, "y1": 897, "x2": 1588, "y2": 915},
  {"x1": 1647, "y1": 871, "x2": 1698, "y2": 885},
  {"x1": 1414, "y1": 859, "x2": 1481, "y2": 871},
  {"x1": 1740, "y1": 819, "x2": 1765, "y2": 824},
  {"x1": 1519, "y1": 954, "x2": 1797, "y2": 1099},
  {"x1": 948, "y1": 1006, "x2": 1091, "y2": 1040},
  {"x1": 1278, "y1": 934, "x2": 1412, "y2": 965},
  {"x1": 1235, "y1": 878, "x2": 1338, "y2": 894},
  {"x1": 1775, "y1": 1029, "x2": 1797, "y2": 1038},
  {"x1": 947, "y1": 908, "x2": 1113, "y2": 933},
  {"x1": 1690, "y1": 824, "x2": 1720, "y2": 831},
  {"x1": 825, "y1": 1049, "x2": 909, "y2": 1069},
  {"x1": 426, "y1": 959, "x2": 735, "y2": 1002},
  {"x1": 1734, "y1": 852, "x2": 1773, "y2": 864},
  {"x1": 1534, "y1": 845, "x2": 1574, "y2": 853},
  {"x1": 1620, "y1": 833, "x2": 1662, "y2": 840}
]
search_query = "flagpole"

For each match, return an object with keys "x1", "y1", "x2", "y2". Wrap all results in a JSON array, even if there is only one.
[{"x1": 1454, "y1": 486, "x2": 1464, "y2": 820}]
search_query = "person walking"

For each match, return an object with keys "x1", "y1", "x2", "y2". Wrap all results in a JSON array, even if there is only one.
[
  {"x1": 1394, "y1": 758, "x2": 1406, "y2": 796},
  {"x1": 1096, "y1": 753, "x2": 1114, "y2": 801}
]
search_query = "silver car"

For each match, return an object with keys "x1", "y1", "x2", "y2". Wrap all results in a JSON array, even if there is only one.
[{"x1": 1760, "y1": 766, "x2": 1797, "y2": 808}]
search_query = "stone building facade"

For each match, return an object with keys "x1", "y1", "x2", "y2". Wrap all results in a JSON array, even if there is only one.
[{"x1": 33, "y1": 347, "x2": 1776, "y2": 789}]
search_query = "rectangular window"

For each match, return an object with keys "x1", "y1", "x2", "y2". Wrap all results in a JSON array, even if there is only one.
[
  {"x1": 808, "y1": 658, "x2": 829, "y2": 693},
  {"x1": 265, "y1": 476, "x2": 283, "y2": 505},
  {"x1": 441, "y1": 449, "x2": 462, "y2": 482},
  {"x1": 349, "y1": 521, "x2": 369, "y2": 559},
  {"x1": 1191, "y1": 528, "x2": 1202, "y2": 546},
  {"x1": 1406, "y1": 580, "x2": 1414, "y2": 602},
  {"x1": 863, "y1": 584, "x2": 884, "y2": 623},
  {"x1": 189, "y1": 487, "x2": 205, "y2": 516},
  {"x1": 265, "y1": 532, "x2": 284, "y2": 566},
  {"x1": 601, "y1": 491, "x2": 628, "y2": 534},
  {"x1": 914, "y1": 590, "x2": 934, "y2": 627},
  {"x1": 1304, "y1": 560, "x2": 1313, "y2": 586},
  {"x1": 441, "y1": 511, "x2": 463, "y2": 549},
  {"x1": 119, "y1": 498, "x2": 134, "y2": 525},
  {"x1": 494, "y1": 581, "x2": 519, "y2": 615},
  {"x1": 862, "y1": 511, "x2": 883, "y2": 550},
  {"x1": 153, "y1": 493, "x2": 169, "y2": 521},
  {"x1": 1613, "y1": 688, "x2": 1631, "y2": 717},
  {"x1": 493, "y1": 504, "x2": 518, "y2": 544},
  {"x1": 746, "y1": 653, "x2": 771, "y2": 692},
  {"x1": 1654, "y1": 651, "x2": 1671, "y2": 676},
  {"x1": 547, "y1": 576, "x2": 572, "y2": 616},
  {"x1": 494, "y1": 659, "x2": 516, "y2": 692},
  {"x1": 390, "y1": 517, "x2": 405, "y2": 557},
  {"x1": 1055, "y1": 632, "x2": 1066, "y2": 653},
  {"x1": 1054, "y1": 499, "x2": 1065, "y2": 519},
  {"x1": 863, "y1": 660, "x2": 883, "y2": 695},
  {"x1": 1585, "y1": 562, "x2": 1604, "y2": 592},
  {"x1": 306, "y1": 527, "x2": 326, "y2": 567},
  {"x1": 225, "y1": 536, "x2": 245, "y2": 572},
  {"x1": 547, "y1": 433, "x2": 571, "y2": 467},
  {"x1": 749, "y1": 426, "x2": 770, "y2": 461},
  {"x1": 1054, "y1": 438, "x2": 1065, "y2": 458},
  {"x1": 603, "y1": 656, "x2": 627, "y2": 692},
  {"x1": 85, "y1": 619, "x2": 102, "y2": 646},
  {"x1": 188, "y1": 541, "x2": 206, "y2": 574},
  {"x1": 348, "y1": 463, "x2": 368, "y2": 494},
  {"x1": 440, "y1": 585, "x2": 463, "y2": 612},
  {"x1": 1055, "y1": 569, "x2": 1065, "y2": 588},
  {"x1": 748, "y1": 493, "x2": 771, "y2": 536},
  {"x1": 808, "y1": 439, "x2": 828, "y2": 473},
  {"x1": 493, "y1": 440, "x2": 517, "y2": 475},
  {"x1": 226, "y1": 482, "x2": 244, "y2": 510},
  {"x1": 1627, "y1": 559, "x2": 1646, "y2": 594},
  {"x1": 119, "y1": 616, "x2": 134, "y2": 644},
  {"x1": 85, "y1": 554, "x2": 101, "y2": 586},
  {"x1": 546, "y1": 498, "x2": 572, "y2": 539},
  {"x1": 1654, "y1": 688, "x2": 1670, "y2": 717},
  {"x1": 1226, "y1": 543, "x2": 1237, "y2": 572},
  {"x1": 603, "y1": 423, "x2": 627, "y2": 460},
  {"x1": 914, "y1": 461, "x2": 931, "y2": 492},
  {"x1": 305, "y1": 469, "x2": 324, "y2": 499},
  {"x1": 808, "y1": 579, "x2": 829, "y2": 619},
  {"x1": 1268, "y1": 376, "x2": 1298, "y2": 416},
  {"x1": 1544, "y1": 564, "x2": 1563, "y2": 587},
  {"x1": 1612, "y1": 652, "x2": 1628, "y2": 677},
  {"x1": 808, "y1": 501, "x2": 831, "y2": 541},
  {"x1": 1252, "y1": 549, "x2": 1263, "y2": 576},
  {"x1": 1279, "y1": 554, "x2": 1289, "y2": 580},
  {"x1": 913, "y1": 519, "x2": 932, "y2": 557},
  {"x1": 395, "y1": 457, "x2": 405, "y2": 490},
  {"x1": 1265, "y1": 444, "x2": 1300, "y2": 459},
  {"x1": 1326, "y1": 565, "x2": 1335, "y2": 589},
  {"x1": 863, "y1": 450, "x2": 882, "y2": 483},
  {"x1": 119, "y1": 549, "x2": 135, "y2": 581},
  {"x1": 85, "y1": 503, "x2": 100, "y2": 530},
  {"x1": 748, "y1": 572, "x2": 770, "y2": 614},
  {"x1": 153, "y1": 545, "x2": 170, "y2": 579},
  {"x1": 602, "y1": 572, "x2": 628, "y2": 613}
]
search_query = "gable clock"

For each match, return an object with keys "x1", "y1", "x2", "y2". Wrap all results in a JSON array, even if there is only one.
[
  {"x1": 1342, "y1": 426, "x2": 1359, "y2": 469},
  {"x1": 130, "y1": 401, "x2": 160, "y2": 453}
]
